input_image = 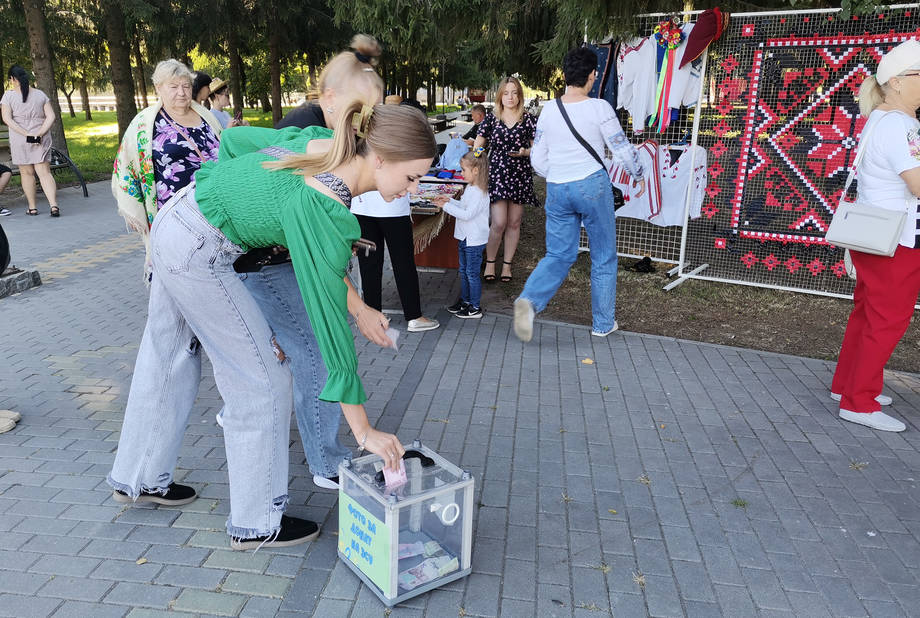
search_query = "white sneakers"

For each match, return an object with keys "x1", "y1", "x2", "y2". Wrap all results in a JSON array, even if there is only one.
[
  {"x1": 407, "y1": 317, "x2": 440, "y2": 332},
  {"x1": 0, "y1": 409, "x2": 21, "y2": 434},
  {"x1": 831, "y1": 392, "x2": 892, "y2": 406},
  {"x1": 839, "y1": 409, "x2": 906, "y2": 432},
  {"x1": 592, "y1": 322, "x2": 619, "y2": 337},
  {"x1": 513, "y1": 298, "x2": 534, "y2": 342}
]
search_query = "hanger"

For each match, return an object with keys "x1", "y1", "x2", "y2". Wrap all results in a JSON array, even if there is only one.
[{"x1": 668, "y1": 128, "x2": 691, "y2": 149}]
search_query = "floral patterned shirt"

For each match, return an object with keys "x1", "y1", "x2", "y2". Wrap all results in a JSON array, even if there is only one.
[{"x1": 152, "y1": 109, "x2": 220, "y2": 208}]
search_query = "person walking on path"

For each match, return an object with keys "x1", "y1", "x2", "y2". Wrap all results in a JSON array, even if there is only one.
[
  {"x1": 830, "y1": 39, "x2": 920, "y2": 433},
  {"x1": 514, "y1": 46, "x2": 646, "y2": 342},
  {"x1": 0, "y1": 66, "x2": 60, "y2": 217},
  {"x1": 473, "y1": 76, "x2": 537, "y2": 283}
]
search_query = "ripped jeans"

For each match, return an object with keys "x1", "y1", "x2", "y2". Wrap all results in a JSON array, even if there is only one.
[
  {"x1": 107, "y1": 189, "x2": 292, "y2": 539},
  {"x1": 239, "y1": 263, "x2": 351, "y2": 478}
]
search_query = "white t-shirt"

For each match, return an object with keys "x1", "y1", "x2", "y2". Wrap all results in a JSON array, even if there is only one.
[
  {"x1": 531, "y1": 98, "x2": 641, "y2": 183},
  {"x1": 350, "y1": 191, "x2": 411, "y2": 218},
  {"x1": 856, "y1": 109, "x2": 920, "y2": 248},
  {"x1": 441, "y1": 185, "x2": 490, "y2": 246}
]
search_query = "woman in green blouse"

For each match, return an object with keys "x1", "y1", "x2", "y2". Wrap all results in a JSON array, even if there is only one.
[{"x1": 108, "y1": 101, "x2": 437, "y2": 549}]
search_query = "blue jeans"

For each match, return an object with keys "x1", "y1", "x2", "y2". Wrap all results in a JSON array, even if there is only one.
[
  {"x1": 240, "y1": 262, "x2": 351, "y2": 478},
  {"x1": 458, "y1": 240, "x2": 485, "y2": 308},
  {"x1": 519, "y1": 169, "x2": 618, "y2": 332},
  {"x1": 108, "y1": 190, "x2": 292, "y2": 539}
]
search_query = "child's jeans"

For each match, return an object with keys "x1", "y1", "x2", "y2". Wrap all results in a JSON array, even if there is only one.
[{"x1": 458, "y1": 240, "x2": 485, "y2": 308}]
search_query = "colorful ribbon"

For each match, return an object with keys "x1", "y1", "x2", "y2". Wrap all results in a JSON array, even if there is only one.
[{"x1": 649, "y1": 20, "x2": 684, "y2": 133}]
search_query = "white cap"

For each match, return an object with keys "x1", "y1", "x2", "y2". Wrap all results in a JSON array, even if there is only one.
[{"x1": 877, "y1": 39, "x2": 920, "y2": 85}]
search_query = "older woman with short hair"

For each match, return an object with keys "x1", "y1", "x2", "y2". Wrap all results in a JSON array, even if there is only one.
[{"x1": 113, "y1": 59, "x2": 222, "y2": 277}]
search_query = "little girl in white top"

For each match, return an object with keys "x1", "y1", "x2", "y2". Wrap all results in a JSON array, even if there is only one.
[{"x1": 432, "y1": 148, "x2": 490, "y2": 318}]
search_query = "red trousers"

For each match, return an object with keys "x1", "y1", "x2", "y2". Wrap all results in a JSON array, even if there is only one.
[{"x1": 832, "y1": 246, "x2": 920, "y2": 413}]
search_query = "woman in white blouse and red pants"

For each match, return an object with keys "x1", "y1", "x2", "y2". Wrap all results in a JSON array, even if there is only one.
[{"x1": 831, "y1": 39, "x2": 920, "y2": 432}]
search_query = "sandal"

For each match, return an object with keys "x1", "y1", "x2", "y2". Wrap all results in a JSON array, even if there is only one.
[
  {"x1": 27, "y1": 208, "x2": 38, "y2": 216},
  {"x1": 500, "y1": 260, "x2": 513, "y2": 283},
  {"x1": 483, "y1": 259, "x2": 497, "y2": 282},
  {"x1": 49, "y1": 206, "x2": 60, "y2": 217}
]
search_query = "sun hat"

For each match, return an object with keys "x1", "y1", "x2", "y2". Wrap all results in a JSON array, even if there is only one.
[
  {"x1": 877, "y1": 39, "x2": 920, "y2": 85},
  {"x1": 208, "y1": 77, "x2": 229, "y2": 97}
]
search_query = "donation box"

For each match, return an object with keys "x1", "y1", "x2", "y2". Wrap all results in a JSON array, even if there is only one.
[{"x1": 337, "y1": 440, "x2": 474, "y2": 606}]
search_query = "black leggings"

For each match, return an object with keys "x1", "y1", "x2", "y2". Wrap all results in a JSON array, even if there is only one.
[{"x1": 355, "y1": 215, "x2": 422, "y2": 321}]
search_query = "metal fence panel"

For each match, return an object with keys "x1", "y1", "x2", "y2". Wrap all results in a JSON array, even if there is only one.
[{"x1": 678, "y1": 4, "x2": 920, "y2": 296}]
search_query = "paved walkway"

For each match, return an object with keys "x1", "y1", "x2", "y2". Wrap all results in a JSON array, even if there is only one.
[{"x1": 1, "y1": 184, "x2": 919, "y2": 617}]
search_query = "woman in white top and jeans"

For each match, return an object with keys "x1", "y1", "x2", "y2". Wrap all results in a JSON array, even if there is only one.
[
  {"x1": 831, "y1": 39, "x2": 920, "y2": 433},
  {"x1": 514, "y1": 46, "x2": 645, "y2": 342}
]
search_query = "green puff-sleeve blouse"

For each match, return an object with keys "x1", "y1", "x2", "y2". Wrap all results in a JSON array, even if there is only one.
[{"x1": 193, "y1": 125, "x2": 366, "y2": 404}]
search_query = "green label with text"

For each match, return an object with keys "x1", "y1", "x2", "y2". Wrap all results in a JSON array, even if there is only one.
[{"x1": 339, "y1": 493, "x2": 390, "y2": 592}]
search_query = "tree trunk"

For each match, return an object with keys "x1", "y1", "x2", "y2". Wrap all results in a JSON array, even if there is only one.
[
  {"x1": 103, "y1": 1, "x2": 137, "y2": 140},
  {"x1": 79, "y1": 76, "x2": 91, "y2": 121},
  {"x1": 308, "y1": 56, "x2": 318, "y2": 92},
  {"x1": 227, "y1": 25, "x2": 244, "y2": 116},
  {"x1": 132, "y1": 27, "x2": 148, "y2": 108},
  {"x1": 267, "y1": 3, "x2": 282, "y2": 126},
  {"x1": 64, "y1": 88, "x2": 75, "y2": 117},
  {"x1": 260, "y1": 92, "x2": 271, "y2": 113},
  {"x1": 21, "y1": 0, "x2": 68, "y2": 154}
]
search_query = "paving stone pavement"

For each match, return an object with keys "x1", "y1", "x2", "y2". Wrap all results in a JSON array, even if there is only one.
[{"x1": 1, "y1": 183, "x2": 920, "y2": 617}]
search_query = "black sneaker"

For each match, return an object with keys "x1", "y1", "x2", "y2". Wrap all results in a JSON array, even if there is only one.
[
  {"x1": 457, "y1": 306, "x2": 483, "y2": 319},
  {"x1": 447, "y1": 299, "x2": 467, "y2": 314},
  {"x1": 230, "y1": 515, "x2": 320, "y2": 550},
  {"x1": 113, "y1": 483, "x2": 197, "y2": 506}
]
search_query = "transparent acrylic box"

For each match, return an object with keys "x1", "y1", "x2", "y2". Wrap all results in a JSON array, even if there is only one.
[{"x1": 337, "y1": 440, "x2": 474, "y2": 606}]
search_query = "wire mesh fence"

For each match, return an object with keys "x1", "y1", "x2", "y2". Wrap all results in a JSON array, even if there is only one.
[
  {"x1": 679, "y1": 4, "x2": 920, "y2": 297},
  {"x1": 581, "y1": 11, "x2": 707, "y2": 264}
]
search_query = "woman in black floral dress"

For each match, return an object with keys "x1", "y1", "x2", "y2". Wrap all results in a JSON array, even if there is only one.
[{"x1": 473, "y1": 76, "x2": 537, "y2": 282}]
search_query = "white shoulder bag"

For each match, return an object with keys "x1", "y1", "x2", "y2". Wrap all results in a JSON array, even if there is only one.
[{"x1": 825, "y1": 112, "x2": 909, "y2": 257}]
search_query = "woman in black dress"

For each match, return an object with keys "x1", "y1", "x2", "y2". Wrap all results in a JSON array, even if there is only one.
[{"x1": 473, "y1": 76, "x2": 537, "y2": 282}]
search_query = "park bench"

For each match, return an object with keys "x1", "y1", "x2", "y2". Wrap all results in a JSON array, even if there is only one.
[
  {"x1": 0, "y1": 126, "x2": 88, "y2": 198},
  {"x1": 428, "y1": 113, "x2": 455, "y2": 134},
  {"x1": 460, "y1": 111, "x2": 473, "y2": 122}
]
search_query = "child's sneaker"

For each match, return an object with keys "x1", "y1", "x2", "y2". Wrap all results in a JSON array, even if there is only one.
[
  {"x1": 447, "y1": 299, "x2": 467, "y2": 314},
  {"x1": 457, "y1": 306, "x2": 482, "y2": 319}
]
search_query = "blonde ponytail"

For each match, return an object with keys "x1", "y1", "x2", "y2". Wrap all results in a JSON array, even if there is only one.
[
  {"x1": 263, "y1": 100, "x2": 437, "y2": 176},
  {"x1": 858, "y1": 74, "x2": 885, "y2": 116},
  {"x1": 308, "y1": 34, "x2": 384, "y2": 102}
]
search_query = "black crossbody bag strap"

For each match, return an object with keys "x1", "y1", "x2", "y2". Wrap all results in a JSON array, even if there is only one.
[{"x1": 555, "y1": 98, "x2": 607, "y2": 172}]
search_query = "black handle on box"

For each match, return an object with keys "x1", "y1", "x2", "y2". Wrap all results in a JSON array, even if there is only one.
[{"x1": 374, "y1": 449, "x2": 435, "y2": 484}]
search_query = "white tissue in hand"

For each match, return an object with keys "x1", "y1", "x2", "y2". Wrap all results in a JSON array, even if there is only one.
[{"x1": 385, "y1": 327, "x2": 399, "y2": 350}]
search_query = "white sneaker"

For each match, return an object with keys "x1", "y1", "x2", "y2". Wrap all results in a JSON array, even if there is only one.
[
  {"x1": 0, "y1": 208, "x2": 11, "y2": 216},
  {"x1": 407, "y1": 317, "x2": 440, "y2": 332},
  {"x1": 592, "y1": 322, "x2": 619, "y2": 337},
  {"x1": 513, "y1": 298, "x2": 534, "y2": 342},
  {"x1": 215, "y1": 412, "x2": 224, "y2": 428},
  {"x1": 830, "y1": 392, "x2": 892, "y2": 406},
  {"x1": 839, "y1": 409, "x2": 906, "y2": 432},
  {"x1": 312, "y1": 474, "x2": 340, "y2": 490}
]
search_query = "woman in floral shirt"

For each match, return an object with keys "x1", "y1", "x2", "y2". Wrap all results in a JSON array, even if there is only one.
[{"x1": 112, "y1": 59, "x2": 222, "y2": 277}]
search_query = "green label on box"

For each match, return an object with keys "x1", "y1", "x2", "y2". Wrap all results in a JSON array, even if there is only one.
[{"x1": 339, "y1": 493, "x2": 390, "y2": 592}]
